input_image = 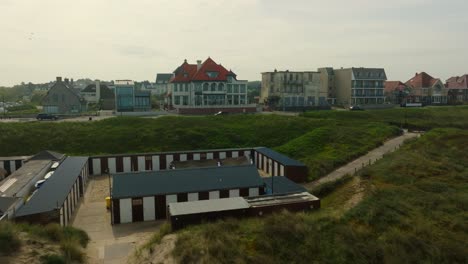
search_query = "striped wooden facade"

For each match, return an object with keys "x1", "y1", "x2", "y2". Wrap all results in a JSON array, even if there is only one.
[
  {"x1": 0, "y1": 159, "x2": 26, "y2": 179},
  {"x1": 59, "y1": 161, "x2": 90, "y2": 226},
  {"x1": 88, "y1": 147, "x2": 307, "y2": 182},
  {"x1": 112, "y1": 186, "x2": 263, "y2": 224}
]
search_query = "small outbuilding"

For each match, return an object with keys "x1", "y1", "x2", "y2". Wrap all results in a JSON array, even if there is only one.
[{"x1": 254, "y1": 147, "x2": 308, "y2": 182}]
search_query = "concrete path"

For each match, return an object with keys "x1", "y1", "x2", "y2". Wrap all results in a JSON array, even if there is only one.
[
  {"x1": 72, "y1": 176, "x2": 162, "y2": 264},
  {"x1": 303, "y1": 131, "x2": 420, "y2": 190}
]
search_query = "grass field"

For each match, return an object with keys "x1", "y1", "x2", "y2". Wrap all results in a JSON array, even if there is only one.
[
  {"x1": 171, "y1": 128, "x2": 468, "y2": 263},
  {"x1": 0, "y1": 114, "x2": 401, "y2": 180}
]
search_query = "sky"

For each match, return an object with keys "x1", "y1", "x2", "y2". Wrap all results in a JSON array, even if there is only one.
[{"x1": 0, "y1": 0, "x2": 467, "y2": 86}]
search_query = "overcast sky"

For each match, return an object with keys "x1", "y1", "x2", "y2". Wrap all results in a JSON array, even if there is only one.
[{"x1": 1, "y1": 0, "x2": 467, "y2": 86}]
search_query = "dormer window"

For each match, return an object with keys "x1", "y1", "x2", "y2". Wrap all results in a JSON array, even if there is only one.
[
  {"x1": 207, "y1": 71, "x2": 219, "y2": 78},
  {"x1": 183, "y1": 73, "x2": 188, "y2": 78}
]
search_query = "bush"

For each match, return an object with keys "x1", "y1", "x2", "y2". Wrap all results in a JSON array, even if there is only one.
[
  {"x1": 0, "y1": 221, "x2": 21, "y2": 255},
  {"x1": 60, "y1": 238, "x2": 85, "y2": 263},
  {"x1": 40, "y1": 254, "x2": 66, "y2": 264}
]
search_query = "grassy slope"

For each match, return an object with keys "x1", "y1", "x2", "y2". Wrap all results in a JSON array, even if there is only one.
[
  {"x1": 0, "y1": 222, "x2": 89, "y2": 263},
  {"x1": 172, "y1": 128, "x2": 468, "y2": 263},
  {"x1": 302, "y1": 105, "x2": 468, "y2": 130},
  {"x1": 0, "y1": 115, "x2": 324, "y2": 156}
]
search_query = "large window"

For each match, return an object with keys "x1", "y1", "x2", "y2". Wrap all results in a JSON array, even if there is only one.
[
  {"x1": 174, "y1": 96, "x2": 180, "y2": 105},
  {"x1": 218, "y1": 83, "x2": 224, "y2": 91},
  {"x1": 211, "y1": 83, "x2": 216, "y2": 91},
  {"x1": 234, "y1": 85, "x2": 239, "y2": 93},
  {"x1": 227, "y1": 84, "x2": 232, "y2": 93},
  {"x1": 203, "y1": 83, "x2": 209, "y2": 91},
  {"x1": 240, "y1": 84, "x2": 246, "y2": 93}
]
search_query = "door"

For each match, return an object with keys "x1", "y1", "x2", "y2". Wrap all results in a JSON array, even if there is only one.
[{"x1": 132, "y1": 198, "x2": 144, "y2": 222}]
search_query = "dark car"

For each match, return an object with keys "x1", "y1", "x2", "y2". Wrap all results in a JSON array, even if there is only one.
[
  {"x1": 349, "y1": 105, "x2": 364, "y2": 111},
  {"x1": 36, "y1": 113, "x2": 58, "y2": 120}
]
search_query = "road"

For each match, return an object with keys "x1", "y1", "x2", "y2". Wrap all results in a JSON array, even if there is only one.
[{"x1": 303, "y1": 131, "x2": 420, "y2": 190}]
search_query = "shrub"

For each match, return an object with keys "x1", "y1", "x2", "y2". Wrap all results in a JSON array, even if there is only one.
[
  {"x1": 60, "y1": 238, "x2": 85, "y2": 263},
  {"x1": 40, "y1": 254, "x2": 66, "y2": 264},
  {"x1": 0, "y1": 221, "x2": 21, "y2": 255}
]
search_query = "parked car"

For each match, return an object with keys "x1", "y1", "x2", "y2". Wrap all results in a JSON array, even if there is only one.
[
  {"x1": 349, "y1": 105, "x2": 364, "y2": 111},
  {"x1": 214, "y1": 111, "x2": 228, "y2": 116},
  {"x1": 36, "y1": 113, "x2": 58, "y2": 120}
]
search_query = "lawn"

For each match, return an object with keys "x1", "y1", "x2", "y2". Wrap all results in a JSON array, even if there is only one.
[{"x1": 171, "y1": 128, "x2": 468, "y2": 263}]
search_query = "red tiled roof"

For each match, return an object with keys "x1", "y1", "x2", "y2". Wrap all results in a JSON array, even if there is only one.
[
  {"x1": 405, "y1": 72, "x2": 441, "y2": 89},
  {"x1": 170, "y1": 60, "x2": 198, "y2": 83},
  {"x1": 170, "y1": 58, "x2": 236, "y2": 83},
  {"x1": 445, "y1": 74, "x2": 468, "y2": 89},
  {"x1": 384, "y1": 81, "x2": 406, "y2": 92}
]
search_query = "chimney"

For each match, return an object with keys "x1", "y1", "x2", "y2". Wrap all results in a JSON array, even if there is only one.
[
  {"x1": 96, "y1": 80, "x2": 101, "y2": 100},
  {"x1": 71, "y1": 78, "x2": 74, "y2": 86},
  {"x1": 197, "y1": 60, "x2": 202, "y2": 70},
  {"x1": 56, "y1": 76, "x2": 62, "y2": 82},
  {"x1": 64, "y1": 78, "x2": 69, "y2": 84}
]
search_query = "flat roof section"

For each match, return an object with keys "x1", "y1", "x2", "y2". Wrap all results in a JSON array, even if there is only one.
[
  {"x1": 169, "y1": 197, "x2": 250, "y2": 217},
  {"x1": 112, "y1": 165, "x2": 264, "y2": 199},
  {"x1": 263, "y1": 176, "x2": 307, "y2": 195},
  {"x1": 255, "y1": 147, "x2": 305, "y2": 167},
  {"x1": 0, "y1": 160, "x2": 52, "y2": 197},
  {"x1": 15, "y1": 156, "x2": 88, "y2": 217},
  {"x1": 0, "y1": 156, "x2": 30, "y2": 161},
  {"x1": 246, "y1": 192, "x2": 319, "y2": 208},
  {"x1": 173, "y1": 156, "x2": 250, "y2": 169}
]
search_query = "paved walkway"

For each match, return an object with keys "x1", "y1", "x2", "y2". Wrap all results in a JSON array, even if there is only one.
[
  {"x1": 303, "y1": 131, "x2": 420, "y2": 190},
  {"x1": 72, "y1": 176, "x2": 162, "y2": 264}
]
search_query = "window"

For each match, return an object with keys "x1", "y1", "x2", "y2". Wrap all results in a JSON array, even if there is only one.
[
  {"x1": 218, "y1": 83, "x2": 224, "y2": 91},
  {"x1": 240, "y1": 95, "x2": 246, "y2": 104},
  {"x1": 227, "y1": 84, "x2": 232, "y2": 93},
  {"x1": 183, "y1": 96, "x2": 188, "y2": 105},
  {"x1": 174, "y1": 85, "x2": 178, "y2": 92},
  {"x1": 211, "y1": 83, "x2": 216, "y2": 91},
  {"x1": 185, "y1": 84, "x2": 189, "y2": 92},
  {"x1": 207, "y1": 71, "x2": 219, "y2": 78},
  {"x1": 233, "y1": 85, "x2": 239, "y2": 93},
  {"x1": 174, "y1": 96, "x2": 180, "y2": 105},
  {"x1": 203, "y1": 83, "x2": 209, "y2": 91},
  {"x1": 240, "y1": 85, "x2": 246, "y2": 93},
  {"x1": 234, "y1": 95, "x2": 239, "y2": 105}
]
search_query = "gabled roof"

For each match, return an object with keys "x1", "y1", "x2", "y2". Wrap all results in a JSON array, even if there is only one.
[
  {"x1": 29, "y1": 150, "x2": 64, "y2": 161},
  {"x1": 255, "y1": 147, "x2": 305, "y2": 167},
  {"x1": 170, "y1": 58, "x2": 236, "y2": 83},
  {"x1": 15, "y1": 157, "x2": 88, "y2": 217},
  {"x1": 446, "y1": 75, "x2": 468, "y2": 89},
  {"x1": 384, "y1": 81, "x2": 407, "y2": 92},
  {"x1": 111, "y1": 165, "x2": 264, "y2": 199},
  {"x1": 405, "y1": 72, "x2": 442, "y2": 89},
  {"x1": 81, "y1": 84, "x2": 115, "y2": 98},
  {"x1": 156, "y1": 73, "x2": 173, "y2": 83},
  {"x1": 170, "y1": 60, "x2": 198, "y2": 83},
  {"x1": 191, "y1": 58, "x2": 232, "y2": 81}
]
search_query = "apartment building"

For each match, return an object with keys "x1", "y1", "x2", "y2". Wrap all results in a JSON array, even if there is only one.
[
  {"x1": 260, "y1": 70, "x2": 327, "y2": 109},
  {"x1": 330, "y1": 67, "x2": 386, "y2": 106}
]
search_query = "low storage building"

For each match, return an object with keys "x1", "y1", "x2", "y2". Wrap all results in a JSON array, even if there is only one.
[
  {"x1": 110, "y1": 165, "x2": 265, "y2": 224},
  {"x1": 254, "y1": 147, "x2": 308, "y2": 182},
  {"x1": 15, "y1": 157, "x2": 89, "y2": 226},
  {"x1": 168, "y1": 189, "x2": 320, "y2": 230}
]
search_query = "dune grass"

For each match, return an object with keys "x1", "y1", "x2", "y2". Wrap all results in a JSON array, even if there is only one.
[{"x1": 172, "y1": 128, "x2": 468, "y2": 263}]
